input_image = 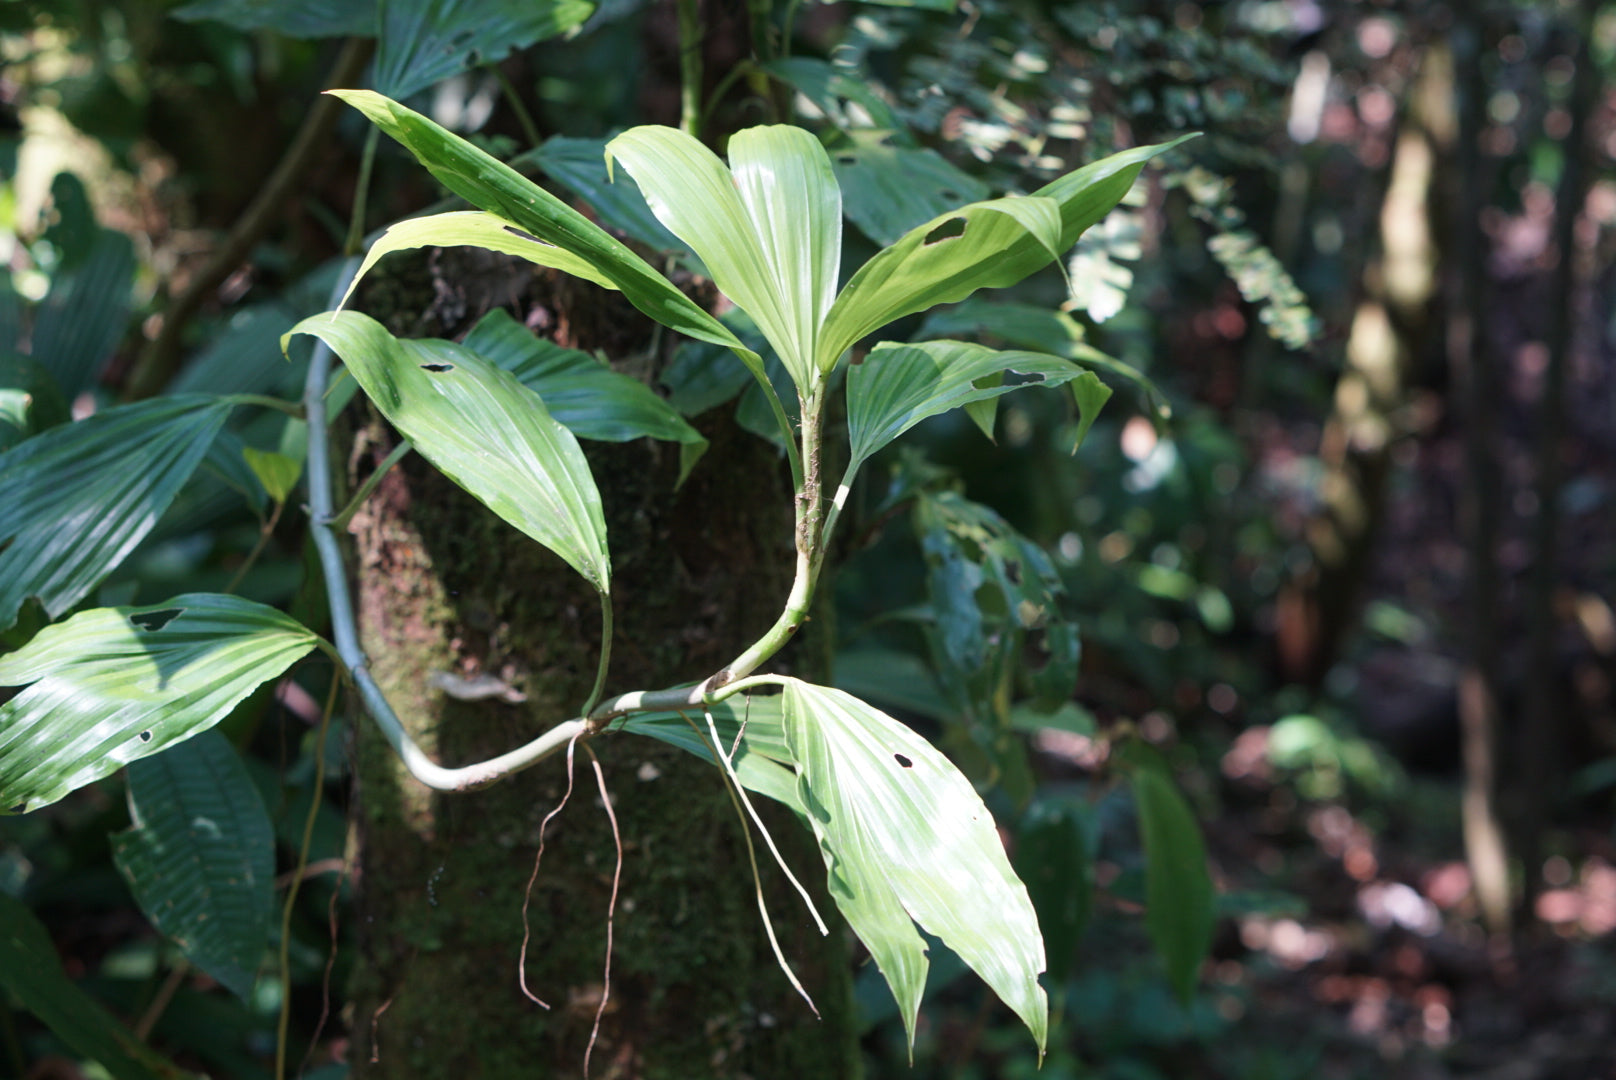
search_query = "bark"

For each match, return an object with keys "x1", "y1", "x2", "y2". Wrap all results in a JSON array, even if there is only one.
[{"x1": 341, "y1": 263, "x2": 857, "y2": 1078}]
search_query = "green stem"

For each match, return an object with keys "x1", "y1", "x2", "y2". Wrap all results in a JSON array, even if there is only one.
[
  {"x1": 697, "y1": 59, "x2": 755, "y2": 136},
  {"x1": 579, "y1": 591, "x2": 614, "y2": 716},
  {"x1": 225, "y1": 499, "x2": 285, "y2": 594},
  {"x1": 677, "y1": 0, "x2": 703, "y2": 137},
  {"x1": 705, "y1": 673, "x2": 791, "y2": 703},
  {"x1": 226, "y1": 393, "x2": 306, "y2": 418},
  {"x1": 276, "y1": 672, "x2": 337, "y2": 1080},
  {"x1": 752, "y1": 363, "x2": 804, "y2": 488},
  {"x1": 490, "y1": 63, "x2": 543, "y2": 149},
  {"x1": 329, "y1": 439, "x2": 412, "y2": 531},
  {"x1": 344, "y1": 126, "x2": 380, "y2": 258}
]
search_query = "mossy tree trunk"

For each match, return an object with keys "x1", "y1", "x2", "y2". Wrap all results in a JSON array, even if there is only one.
[{"x1": 342, "y1": 263, "x2": 856, "y2": 1078}]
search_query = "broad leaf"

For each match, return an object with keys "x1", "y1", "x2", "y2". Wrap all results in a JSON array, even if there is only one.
[
  {"x1": 111, "y1": 732, "x2": 276, "y2": 1000},
  {"x1": 845, "y1": 339, "x2": 1096, "y2": 476},
  {"x1": 461, "y1": 309, "x2": 707, "y2": 480},
  {"x1": 523, "y1": 136, "x2": 693, "y2": 261},
  {"x1": 342, "y1": 211, "x2": 619, "y2": 310},
  {"x1": 831, "y1": 139, "x2": 989, "y2": 246},
  {"x1": 817, "y1": 137, "x2": 1195, "y2": 371},
  {"x1": 287, "y1": 310, "x2": 612, "y2": 591},
  {"x1": 780, "y1": 679, "x2": 1047, "y2": 1054},
  {"x1": 0, "y1": 355, "x2": 70, "y2": 451},
  {"x1": 762, "y1": 57, "x2": 903, "y2": 134},
  {"x1": 0, "y1": 893, "x2": 188, "y2": 1080},
  {"x1": 1014, "y1": 799, "x2": 1092, "y2": 988},
  {"x1": 0, "y1": 395, "x2": 233, "y2": 630},
  {"x1": 373, "y1": 0, "x2": 596, "y2": 101},
  {"x1": 0, "y1": 594, "x2": 321, "y2": 814},
  {"x1": 606, "y1": 125, "x2": 841, "y2": 393},
  {"x1": 30, "y1": 227, "x2": 136, "y2": 397},
  {"x1": 618, "y1": 695, "x2": 802, "y2": 814},
  {"x1": 242, "y1": 446, "x2": 302, "y2": 504},
  {"x1": 329, "y1": 91, "x2": 761, "y2": 376},
  {"x1": 1130, "y1": 761, "x2": 1214, "y2": 1004},
  {"x1": 170, "y1": 0, "x2": 372, "y2": 36}
]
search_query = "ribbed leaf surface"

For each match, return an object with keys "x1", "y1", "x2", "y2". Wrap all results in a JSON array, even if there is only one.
[
  {"x1": 780, "y1": 679, "x2": 1048, "y2": 1055},
  {"x1": 0, "y1": 594, "x2": 321, "y2": 814},
  {"x1": 112, "y1": 731, "x2": 275, "y2": 1000},
  {"x1": 31, "y1": 228, "x2": 136, "y2": 397},
  {"x1": 373, "y1": 0, "x2": 596, "y2": 100},
  {"x1": 328, "y1": 91, "x2": 761, "y2": 376},
  {"x1": 846, "y1": 339, "x2": 1109, "y2": 475},
  {"x1": 0, "y1": 395, "x2": 232, "y2": 630},
  {"x1": 618, "y1": 695, "x2": 801, "y2": 813},
  {"x1": 288, "y1": 310, "x2": 611, "y2": 592},
  {"x1": 0, "y1": 893, "x2": 187, "y2": 1080},
  {"x1": 606, "y1": 125, "x2": 841, "y2": 392}
]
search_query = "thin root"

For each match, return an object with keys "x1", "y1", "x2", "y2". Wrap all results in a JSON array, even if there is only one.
[
  {"x1": 519, "y1": 727, "x2": 586, "y2": 1008},
  {"x1": 582, "y1": 745, "x2": 622, "y2": 1079}
]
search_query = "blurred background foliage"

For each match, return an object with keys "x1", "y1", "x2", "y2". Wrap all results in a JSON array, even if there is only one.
[{"x1": 5, "y1": 0, "x2": 1616, "y2": 1077}]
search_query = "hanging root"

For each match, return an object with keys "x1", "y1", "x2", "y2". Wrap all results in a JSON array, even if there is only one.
[
  {"x1": 582, "y1": 745, "x2": 622, "y2": 1079},
  {"x1": 519, "y1": 726, "x2": 586, "y2": 1008}
]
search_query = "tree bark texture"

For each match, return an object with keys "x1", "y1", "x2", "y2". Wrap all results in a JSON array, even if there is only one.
[{"x1": 341, "y1": 260, "x2": 857, "y2": 1078}]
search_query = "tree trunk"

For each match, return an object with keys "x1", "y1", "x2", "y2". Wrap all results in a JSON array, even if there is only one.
[{"x1": 341, "y1": 265, "x2": 857, "y2": 1078}]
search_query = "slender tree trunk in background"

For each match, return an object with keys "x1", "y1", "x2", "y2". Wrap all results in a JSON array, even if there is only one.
[
  {"x1": 1519, "y1": 9, "x2": 1594, "y2": 917},
  {"x1": 341, "y1": 268, "x2": 856, "y2": 1078},
  {"x1": 1448, "y1": 9, "x2": 1512, "y2": 942},
  {"x1": 1277, "y1": 38, "x2": 1447, "y2": 685}
]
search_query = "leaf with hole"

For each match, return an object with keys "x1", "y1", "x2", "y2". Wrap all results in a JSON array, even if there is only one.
[
  {"x1": 329, "y1": 91, "x2": 762, "y2": 378},
  {"x1": 779, "y1": 678, "x2": 1047, "y2": 1056},
  {"x1": 461, "y1": 309, "x2": 708, "y2": 481},
  {"x1": 111, "y1": 731, "x2": 276, "y2": 1000},
  {"x1": 0, "y1": 892, "x2": 189, "y2": 1080},
  {"x1": 606, "y1": 124, "x2": 842, "y2": 393},
  {"x1": 0, "y1": 594, "x2": 322, "y2": 814},
  {"x1": 287, "y1": 310, "x2": 611, "y2": 592},
  {"x1": 818, "y1": 136, "x2": 1196, "y2": 372},
  {"x1": 0, "y1": 395, "x2": 233, "y2": 631}
]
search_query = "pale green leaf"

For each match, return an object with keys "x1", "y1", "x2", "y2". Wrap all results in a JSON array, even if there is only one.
[
  {"x1": 286, "y1": 310, "x2": 611, "y2": 592},
  {"x1": 242, "y1": 447, "x2": 302, "y2": 503},
  {"x1": 523, "y1": 136, "x2": 694, "y2": 262},
  {"x1": 0, "y1": 893, "x2": 188, "y2": 1080},
  {"x1": 780, "y1": 679, "x2": 1048, "y2": 1055},
  {"x1": 373, "y1": 0, "x2": 596, "y2": 100},
  {"x1": 111, "y1": 732, "x2": 275, "y2": 1000},
  {"x1": 817, "y1": 196, "x2": 1062, "y2": 372},
  {"x1": 461, "y1": 309, "x2": 707, "y2": 480},
  {"x1": 1069, "y1": 369, "x2": 1112, "y2": 451},
  {"x1": 1131, "y1": 763, "x2": 1214, "y2": 1004},
  {"x1": 0, "y1": 395, "x2": 233, "y2": 630},
  {"x1": 342, "y1": 211, "x2": 618, "y2": 311},
  {"x1": 617, "y1": 695, "x2": 803, "y2": 814},
  {"x1": 818, "y1": 136, "x2": 1196, "y2": 371},
  {"x1": 845, "y1": 340, "x2": 1088, "y2": 475},
  {"x1": 328, "y1": 91, "x2": 761, "y2": 374},
  {"x1": 605, "y1": 124, "x2": 841, "y2": 392},
  {"x1": 0, "y1": 594, "x2": 322, "y2": 814}
]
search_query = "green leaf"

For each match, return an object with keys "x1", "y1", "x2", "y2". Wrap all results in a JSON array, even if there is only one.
[
  {"x1": 170, "y1": 0, "x2": 373, "y2": 36},
  {"x1": 1014, "y1": 799, "x2": 1092, "y2": 988},
  {"x1": 373, "y1": 0, "x2": 596, "y2": 100},
  {"x1": 111, "y1": 732, "x2": 275, "y2": 1000},
  {"x1": 287, "y1": 310, "x2": 611, "y2": 592},
  {"x1": 242, "y1": 447, "x2": 302, "y2": 503},
  {"x1": 328, "y1": 91, "x2": 759, "y2": 374},
  {"x1": 606, "y1": 125, "x2": 841, "y2": 393},
  {"x1": 1130, "y1": 761, "x2": 1215, "y2": 1004},
  {"x1": 761, "y1": 58, "x2": 903, "y2": 134},
  {"x1": 0, "y1": 395, "x2": 233, "y2": 630},
  {"x1": 1068, "y1": 369, "x2": 1112, "y2": 451},
  {"x1": 0, "y1": 893, "x2": 188, "y2": 1080},
  {"x1": 0, "y1": 594, "x2": 321, "y2": 814},
  {"x1": 461, "y1": 309, "x2": 707, "y2": 481},
  {"x1": 818, "y1": 137, "x2": 1195, "y2": 372},
  {"x1": 342, "y1": 211, "x2": 619, "y2": 310},
  {"x1": 780, "y1": 679, "x2": 1047, "y2": 1055},
  {"x1": 523, "y1": 135, "x2": 694, "y2": 262},
  {"x1": 845, "y1": 339, "x2": 1091, "y2": 476},
  {"x1": 31, "y1": 227, "x2": 136, "y2": 397},
  {"x1": 832, "y1": 138, "x2": 990, "y2": 246},
  {"x1": 617, "y1": 696, "x2": 803, "y2": 814}
]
